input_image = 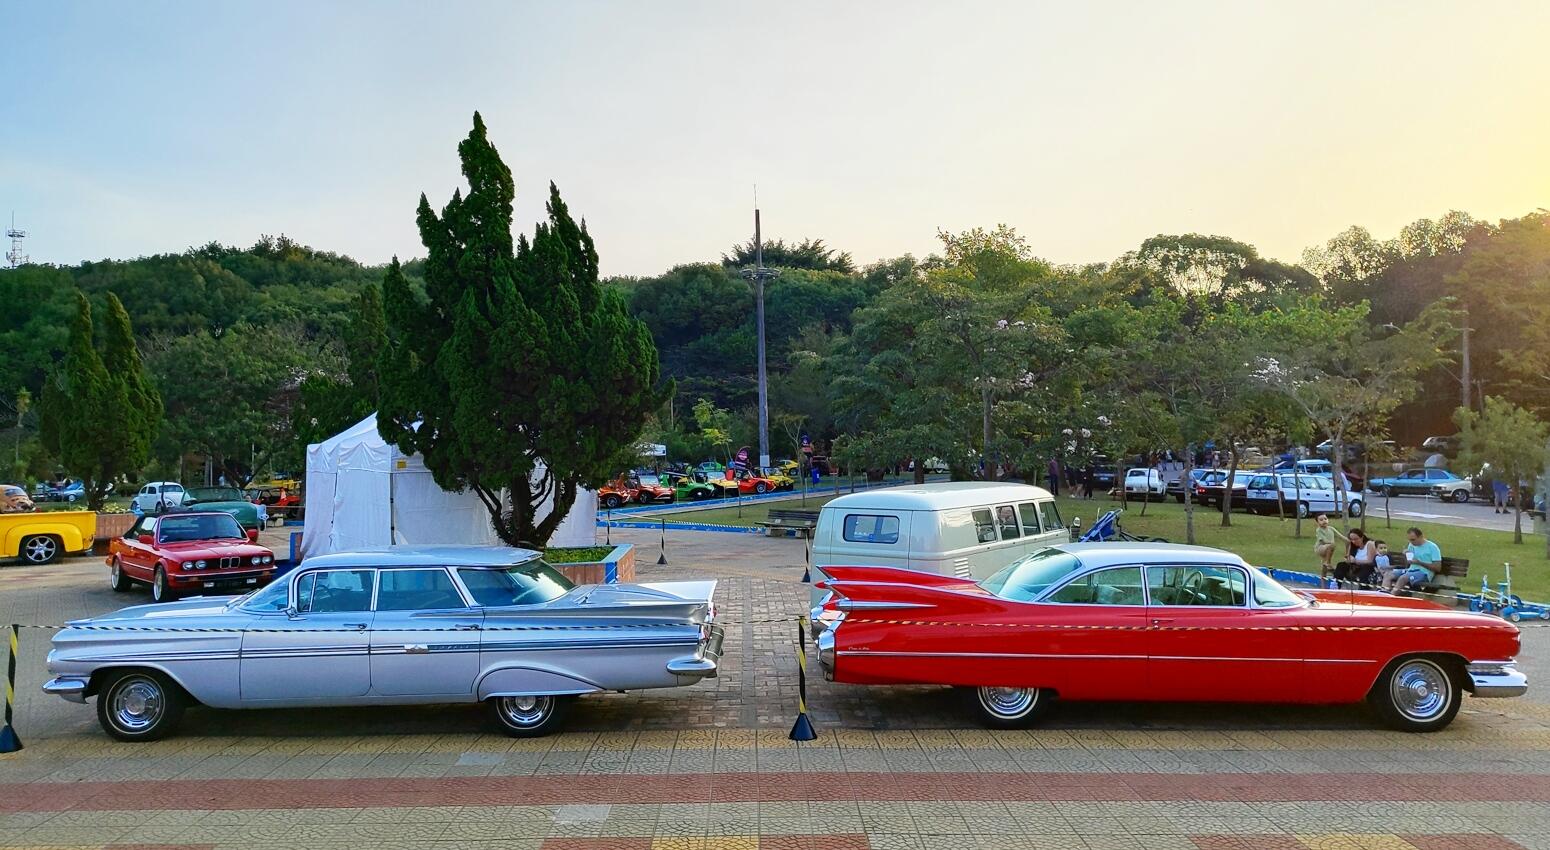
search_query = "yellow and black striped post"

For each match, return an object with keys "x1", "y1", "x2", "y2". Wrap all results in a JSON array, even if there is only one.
[
  {"x1": 801, "y1": 536, "x2": 812, "y2": 584},
  {"x1": 1, "y1": 624, "x2": 21, "y2": 753},
  {"x1": 788, "y1": 616, "x2": 817, "y2": 741}
]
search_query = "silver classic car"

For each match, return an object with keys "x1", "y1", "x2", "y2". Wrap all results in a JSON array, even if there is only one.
[{"x1": 43, "y1": 545, "x2": 724, "y2": 741}]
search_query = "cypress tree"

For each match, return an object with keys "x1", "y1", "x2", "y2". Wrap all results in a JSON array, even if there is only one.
[{"x1": 378, "y1": 113, "x2": 666, "y2": 547}]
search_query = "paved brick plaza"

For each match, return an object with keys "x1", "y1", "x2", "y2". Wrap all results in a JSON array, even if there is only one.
[{"x1": 2, "y1": 528, "x2": 1549, "y2": 849}]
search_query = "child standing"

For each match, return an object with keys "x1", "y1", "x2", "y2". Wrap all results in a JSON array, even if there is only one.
[{"x1": 1314, "y1": 514, "x2": 1338, "y2": 580}]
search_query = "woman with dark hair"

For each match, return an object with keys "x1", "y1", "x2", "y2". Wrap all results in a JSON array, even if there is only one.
[{"x1": 1333, "y1": 528, "x2": 1377, "y2": 588}]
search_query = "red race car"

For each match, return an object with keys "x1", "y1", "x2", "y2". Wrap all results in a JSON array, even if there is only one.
[
  {"x1": 108, "y1": 511, "x2": 277, "y2": 603},
  {"x1": 730, "y1": 468, "x2": 777, "y2": 495},
  {"x1": 812, "y1": 542, "x2": 1525, "y2": 733}
]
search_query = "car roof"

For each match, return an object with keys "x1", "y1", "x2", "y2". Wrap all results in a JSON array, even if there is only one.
[
  {"x1": 1053, "y1": 541, "x2": 1249, "y2": 568},
  {"x1": 821, "y1": 481, "x2": 1054, "y2": 511},
  {"x1": 301, "y1": 544, "x2": 543, "y2": 570}
]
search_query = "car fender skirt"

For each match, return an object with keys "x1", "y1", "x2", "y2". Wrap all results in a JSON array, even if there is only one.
[{"x1": 477, "y1": 667, "x2": 602, "y2": 700}]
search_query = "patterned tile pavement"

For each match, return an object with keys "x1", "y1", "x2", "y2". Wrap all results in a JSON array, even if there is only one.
[{"x1": 2, "y1": 528, "x2": 1549, "y2": 849}]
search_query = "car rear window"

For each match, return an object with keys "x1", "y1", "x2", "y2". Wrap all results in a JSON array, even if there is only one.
[
  {"x1": 458, "y1": 560, "x2": 575, "y2": 607},
  {"x1": 842, "y1": 514, "x2": 900, "y2": 544},
  {"x1": 980, "y1": 548, "x2": 1083, "y2": 602}
]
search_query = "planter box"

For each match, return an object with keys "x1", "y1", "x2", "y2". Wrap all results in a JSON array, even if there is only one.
[
  {"x1": 552, "y1": 543, "x2": 635, "y2": 585},
  {"x1": 94, "y1": 512, "x2": 136, "y2": 540}
]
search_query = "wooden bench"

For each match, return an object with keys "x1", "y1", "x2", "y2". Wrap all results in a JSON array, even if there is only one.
[
  {"x1": 1417, "y1": 556, "x2": 1469, "y2": 598},
  {"x1": 759, "y1": 509, "x2": 820, "y2": 538}
]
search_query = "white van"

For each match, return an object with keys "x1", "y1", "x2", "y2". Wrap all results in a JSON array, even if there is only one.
[{"x1": 811, "y1": 482, "x2": 1068, "y2": 589}]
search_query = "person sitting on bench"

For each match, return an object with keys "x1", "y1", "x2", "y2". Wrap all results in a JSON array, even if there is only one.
[
  {"x1": 1332, "y1": 528, "x2": 1377, "y2": 588},
  {"x1": 1384, "y1": 526, "x2": 1441, "y2": 596}
]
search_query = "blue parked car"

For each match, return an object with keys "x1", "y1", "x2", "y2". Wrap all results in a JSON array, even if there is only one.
[{"x1": 1367, "y1": 468, "x2": 1469, "y2": 500}]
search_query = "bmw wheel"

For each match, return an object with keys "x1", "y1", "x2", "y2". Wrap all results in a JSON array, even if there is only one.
[
  {"x1": 109, "y1": 557, "x2": 132, "y2": 592},
  {"x1": 489, "y1": 694, "x2": 571, "y2": 737},
  {"x1": 96, "y1": 670, "x2": 186, "y2": 742},
  {"x1": 1370, "y1": 656, "x2": 1461, "y2": 733},
  {"x1": 962, "y1": 686, "x2": 1051, "y2": 729},
  {"x1": 151, "y1": 566, "x2": 176, "y2": 603},
  {"x1": 20, "y1": 534, "x2": 60, "y2": 565}
]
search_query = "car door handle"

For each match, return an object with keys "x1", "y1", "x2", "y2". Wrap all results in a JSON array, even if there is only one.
[
  {"x1": 453, "y1": 623, "x2": 481, "y2": 631},
  {"x1": 344, "y1": 622, "x2": 368, "y2": 630},
  {"x1": 1151, "y1": 618, "x2": 1176, "y2": 627}
]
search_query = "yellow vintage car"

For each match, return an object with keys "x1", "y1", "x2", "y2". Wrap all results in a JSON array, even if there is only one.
[
  {"x1": 757, "y1": 467, "x2": 796, "y2": 491},
  {"x1": 2, "y1": 509, "x2": 96, "y2": 564}
]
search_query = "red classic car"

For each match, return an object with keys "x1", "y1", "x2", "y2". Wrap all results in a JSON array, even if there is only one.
[
  {"x1": 108, "y1": 511, "x2": 277, "y2": 603},
  {"x1": 730, "y1": 468, "x2": 777, "y2": 495},
  {"x1": 812, "y1": 542, "x2": 1525, "y2": 733}
]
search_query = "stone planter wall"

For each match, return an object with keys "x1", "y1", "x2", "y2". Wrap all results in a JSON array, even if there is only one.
[{"x1": 552, "y1": 543, "x2": 635, "y2": 585}]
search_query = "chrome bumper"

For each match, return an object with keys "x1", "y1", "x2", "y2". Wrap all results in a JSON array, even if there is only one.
[
  {"x1": 1468, "y1": 661, "x2": 1528, "y2": 698},
  {"x1": 42, "y1": 676, "x2": 89, "y2": 704},
  {"x1": 667, "y1": 623, "x2": 725, "y2": 679}
]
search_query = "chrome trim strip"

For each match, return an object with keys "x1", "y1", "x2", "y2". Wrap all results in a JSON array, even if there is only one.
[
  {"x1": 835, "y1": 600, "x2": 933, "y2": 612},
  {"x1": 1467, "y1": 661, "x2": 1527, "y2": 698},
  {"x1": 42, "y1": 676, "x2": 89, "y2": 704},
  {"x1": 839, "y1": 650, "x2": 1148, "y2": 661}
]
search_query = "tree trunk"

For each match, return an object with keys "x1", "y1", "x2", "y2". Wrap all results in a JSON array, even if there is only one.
[
  {"x1": 1460, "y1": 306, "x2": 1472, "y2": 411},
  {"x1": 1183, "y1": 452, "x2": 1196, "y2": 545},
  {"x1": 913, "y1": 463, "x2": 926, "y2": 485},
  {"x1": 1293, "y1": 469, "x2": 1303, "y2": 538},
  {"x1": 1360, "y1": 455, "x2": 1370, "y2": 534},
  {"x1": 1332, "y1": 437, "x2": 1350, "y2": 534},
  {"x1": 1219, "y1": 439, "x2": 1238, "y2": 527},
  {"x1": 1385, "y1": 484, "x2": 1392, "y2": 529},
  {"x1": 1514, "y1": 501, "x2": 1523, "y2": 545}
]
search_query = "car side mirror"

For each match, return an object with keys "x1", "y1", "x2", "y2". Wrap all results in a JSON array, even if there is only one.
[
  {"x1": 247, "y1": 529, "x2": 260, "y2": 543},
  {"x1": 285, "y1": 605, "x2": 301, "y2": 620},
  {"x1": 137, "y1": 533, "x2": 154, "y2": 545}
]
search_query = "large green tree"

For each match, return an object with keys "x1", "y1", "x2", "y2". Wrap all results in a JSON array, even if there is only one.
[
  {"x1": 39, "y1": 292, "x2": 162, "y2": 508},
  {"x1": 1455, "y1": 397, "x2": 1549, "y2": 546},
  {"x1": 377, "y1": 113, "x2": 665, "y2": 547}
]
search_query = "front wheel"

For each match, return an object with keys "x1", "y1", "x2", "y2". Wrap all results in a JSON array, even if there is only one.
[
  {"x1": 1450, "y1": 489, "x2": 1470, "y2": 504},
  {"x1": 109, "y1": 558, "x2": 132, "y2": 592},
  {"x1": 96, "y1": 670, "x2": 186, "y2": 742},
  {"x1": 602, "y1": 494, "x2": 623, "y2": 509},
  {"x1": 754, "y1": 482, "x2": 769, "y2": 494},
  {"x1": 1348, "y1": 500, "x2": 1364, "y2": 518},
  {"x1": 689, "y1": 489, "x2": 709, "y2": 501},
  {"x1": 489, "y1": 694, "x2": 571, "y2": 737},
  {"x1": 151, "y1": 566, "x2": 176, "y2": 603},
  {"x1": 19, "y1": 534, "x2": 60, "y2": 565},
  {"x1": 1369, "y1": 656, "x2": 1462, "y2": 732},
  {"x1": 962, "y1": 686, "x2": 1051, "y2": 729},
  {"x1": 1296, "y1": 501, "x2": 1311, "y2": 519}
]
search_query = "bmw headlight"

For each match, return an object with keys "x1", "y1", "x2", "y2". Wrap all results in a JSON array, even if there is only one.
[
  {"x1": 264, "y1": 555, "x2": 273, "y2": 564},
  {"x1": 195, "y1": 560, "x2": 207, "y2": 570}
]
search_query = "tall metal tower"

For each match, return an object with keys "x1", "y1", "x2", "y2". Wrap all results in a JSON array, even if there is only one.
[
  {"x1": 5, "y1": 214, "x2": 27, "y2": 269},
  {"x1": 741, "y1": 207, "x2": 778, "y2": 469}
]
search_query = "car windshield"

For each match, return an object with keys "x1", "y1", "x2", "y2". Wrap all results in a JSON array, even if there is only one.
[
  {"x1": 237, "y1": 577, "x2": 291, "y2": 612},
  {"x1": 457, "y1": 558, "x2": 576, "y2": 607},
  {"x1": 186, "y1": 487, "x2": 243, "y2": 503},
  {"x1": 1250, "y1": 569, "x2": 1305, "y2": 608},
  {"x1": 980, "y1": 548, "x2": 1085, "y2": 602},
  {"x1": 158, "y1": 513, "x2": 246, "y2": 542}
]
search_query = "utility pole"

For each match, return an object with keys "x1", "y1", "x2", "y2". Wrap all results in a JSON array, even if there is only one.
[{"x1": 741, "y1": 206, "x2": 778, "y2": 468}]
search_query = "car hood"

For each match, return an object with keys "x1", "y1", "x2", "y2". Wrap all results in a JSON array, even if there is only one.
[
  {"x1": 159, "y1": 540, "x2": 270, "y2": 558},
  {"x1": 183, "y1": 500, "x2": 256, "y2": 512},
  {"x1": 69, "y1": 596, "x2": 241, "y2": 626}
]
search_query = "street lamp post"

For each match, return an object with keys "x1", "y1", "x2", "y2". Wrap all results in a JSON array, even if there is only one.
[{"x1": 741, "y1": 208, "x2": 779, "y2": 469}]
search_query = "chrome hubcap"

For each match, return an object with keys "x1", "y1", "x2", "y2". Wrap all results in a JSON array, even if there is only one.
[
  {"x1": 978, "y1": 686, "x2": 1038, "y2": 718},
  {"x1": 24, "y1": 538, "x2": 55, "y2": 562},
  {"x1": 498, "y1": 695, "x2": 553, "y2": 727},
  {"x1": 1391, "y1": 660, "x2": 1450, "y2": 721},
  {"x1": 111, "y1": 678, "x2": 165, "y2": 732}
]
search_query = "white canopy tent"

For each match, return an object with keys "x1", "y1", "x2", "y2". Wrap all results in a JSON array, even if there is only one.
[{"x1": 300, "y1": 414, "x2": 597, "y2": 561}]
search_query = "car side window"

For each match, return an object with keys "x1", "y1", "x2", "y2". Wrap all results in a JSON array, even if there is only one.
[
  {"x1": 144, "y1": 485, "x2": 158, "y2": 495},
  {"x1": 842, "y1": 514, "x2": 900, "y2": 544},
  {"x1": 1017, "y1": 502, "x2": 1041, "y2": 535},
  {"x1": 297, "y1": 569, "x2": 375, "y2": 614},
  {"x1": 1250, "y1": 475, "x2": 1273, "y2": 489},
  {"x1": 971, "y1": 509, "x2": 997, "y2": 543},
  {"x1": 1046, "y1": 566, "x2": 1144, "y2": 605},
  {"x1": 1037, "y1": 501, "x2": 1062, "y2": 534},
  {"x1": 376, "y1": 568, "x2": 467, "y2": 611},
  {"x1": 996, "y1": 505, "x2": 1020, "y2": 540},
  {"x1": 1427, "y1": 470, "x2": 1446, "y2": 480},
  {"x1": 1147, "y1": 566, "x2": 1247, "y2": 607}
]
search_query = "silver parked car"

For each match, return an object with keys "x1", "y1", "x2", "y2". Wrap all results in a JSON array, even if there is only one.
[{"x1": 44, "y1": 545, "x2": 724, "y2": 741}]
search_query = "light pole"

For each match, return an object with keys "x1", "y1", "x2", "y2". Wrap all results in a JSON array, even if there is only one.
[{"x1": 741, "y1": 208, "x2": 778, "y2": 468}]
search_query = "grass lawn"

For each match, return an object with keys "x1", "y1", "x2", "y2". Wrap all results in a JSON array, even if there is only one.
[
  {"x1": 659, "y1": 488, "x2": 1550, "y2": 601},
  {"x1": 1054, "y1": 495, "x2": 1550, "y2": 600}
]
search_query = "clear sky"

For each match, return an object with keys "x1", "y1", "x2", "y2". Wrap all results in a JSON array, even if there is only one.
[{"x1": 4, "y1": 1, "x2": 1548, "y2": 276}]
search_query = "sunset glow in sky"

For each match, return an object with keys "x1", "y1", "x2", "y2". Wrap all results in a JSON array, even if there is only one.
[{"x1": 4, "y1": 1, "x2": 1548, "y2": 275}]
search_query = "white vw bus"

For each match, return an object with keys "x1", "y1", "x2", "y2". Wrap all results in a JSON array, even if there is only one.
[{"x1": 811, "y1": 483, "x2": 1068, "y2": 591}]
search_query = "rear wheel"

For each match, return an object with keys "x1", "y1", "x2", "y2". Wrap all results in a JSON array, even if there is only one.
[
  {"x1": 19, "y1": 534, "x2": 60, "y2": 565},
  {"x1": 489, "y1": 694, "x2": 571, "y2": 737},
  {"x1": 1369, "y1": 656, "x2": 1462, "y2": 732},
  {"x1": 1296, "y1": 501, "x2": 1311, "y2": 519},
  {"x1": 96, "y1": 670, "x2": 186, "y2": 742},
  {"x1": 754, "y1": 482, "x2": 769, "y2": 494},
  {"x1": 109, "y1": 557, "x2": 132, "y2": 592},
  {"x1": 1348, "y1": 500, "x2": 1365, "y2": 518},
  {"x1": 962, "y1": 686, "x2": 1051, "y2": 729},
  {"x1": 601, "y1": 494, "x2": 623, "y2": 509},
  {"x1": 690, "y1": 489, "x2": 709, "y2": 501}
]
